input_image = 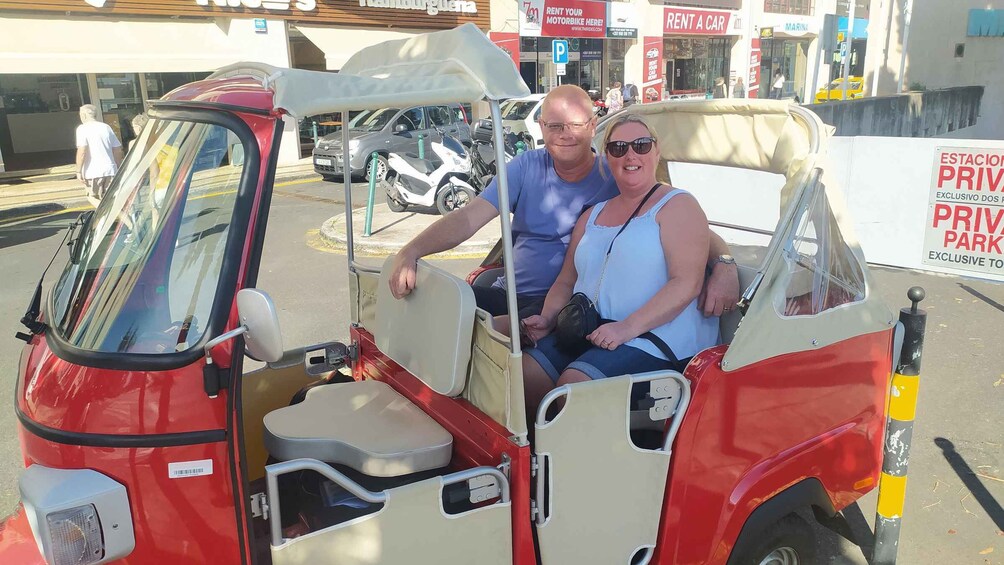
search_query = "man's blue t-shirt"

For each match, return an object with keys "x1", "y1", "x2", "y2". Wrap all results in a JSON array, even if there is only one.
[{"x1": 480, "y1": 149, "x2": 618, "y2": 296}]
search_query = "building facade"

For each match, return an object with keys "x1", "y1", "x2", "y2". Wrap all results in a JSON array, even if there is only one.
[
  {"x1": 863, "y1": 0, "x2": 1004, "y2": 139},
  {"x1": 0, "y1": 0, "x2": 489, "y2": 172}
]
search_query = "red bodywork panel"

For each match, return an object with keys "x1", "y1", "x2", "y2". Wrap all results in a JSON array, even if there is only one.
[
  {"x1": 0, "y1": 77, "x2": 283, "y2": 565},
  {"x1": 657, "y1": 331, "x2": 893, "y2": 564}
]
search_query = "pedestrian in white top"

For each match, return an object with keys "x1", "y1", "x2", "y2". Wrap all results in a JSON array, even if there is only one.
[
  {"x1": 770, "y1": 70, "x2": 785, "y2": 99},
  {"x1": 76, "y1": 104, "x2": 123, "y2": 206}
]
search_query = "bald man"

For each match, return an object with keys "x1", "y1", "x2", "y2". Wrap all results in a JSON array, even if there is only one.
[{"x1": 388, "y1": 85, "x2": 739, "y2": 318}]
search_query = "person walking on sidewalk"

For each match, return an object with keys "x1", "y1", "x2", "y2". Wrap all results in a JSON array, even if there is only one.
[{"x1": 75, "y1": 104, "x2": 123, "y2": 207}]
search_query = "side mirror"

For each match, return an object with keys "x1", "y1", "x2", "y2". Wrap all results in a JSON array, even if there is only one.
[
  {"x1": 236, "y1": 288, "x2": 284, "y2": 363},
  {"x1": 394, "y1": 123, "x2": 408, "y2": 133},
  {"x1": 202, "y1": 288, "x2": 283, "y2": 398}
]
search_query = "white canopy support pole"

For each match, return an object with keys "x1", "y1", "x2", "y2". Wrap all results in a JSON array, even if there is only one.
[
  {"x1": 342, "y1": 111, "x2": 355, "y2": 267},
  {"x1": 489, "y1": 99, "x2": 522, "y2": 356}
]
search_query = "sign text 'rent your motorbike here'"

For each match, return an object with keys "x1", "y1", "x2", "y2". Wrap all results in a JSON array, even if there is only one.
[{"x1": 923, "y1": 147, "x2": 1004, "y2": 278}]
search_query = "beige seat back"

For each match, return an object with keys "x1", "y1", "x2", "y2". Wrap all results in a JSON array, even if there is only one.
[{"x1": 374, "y1": 256, "x2": 476, "y2": 397}]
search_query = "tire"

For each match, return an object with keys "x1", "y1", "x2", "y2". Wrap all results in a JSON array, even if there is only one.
[
  {"x1": 436, "y1": 183, "x2": 476, "y2": 214},
  {"x1": 364, "y1": 155, "x2": 389, "y2": 183},
  {"x1": 733, "y1": 514, "x2": 816, "y2": 565},
  {"x1": 385, "y1": 190, "x2": 408, "y2": 213}
]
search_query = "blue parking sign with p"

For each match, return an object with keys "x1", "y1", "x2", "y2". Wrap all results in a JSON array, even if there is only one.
[{"x1": 553, "y1": 40, "x2": 569, "y2": 64}]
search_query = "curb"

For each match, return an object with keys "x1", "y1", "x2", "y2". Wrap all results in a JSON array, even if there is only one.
[{"x1": 319, "y1": 211, "x2": 499, "y2": 259}]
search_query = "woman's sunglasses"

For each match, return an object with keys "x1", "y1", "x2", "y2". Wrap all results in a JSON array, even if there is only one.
[{"x1": 605, "y1": 137, "x2": 656, "y2": 158}]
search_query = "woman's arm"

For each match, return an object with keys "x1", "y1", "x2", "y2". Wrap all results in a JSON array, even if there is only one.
[
  {"x1": 587, "y1": 194, "x2": 709, "y2": 349},
  {"x1": 522, "y1": 208, "x2": 591, "y2": 339}
]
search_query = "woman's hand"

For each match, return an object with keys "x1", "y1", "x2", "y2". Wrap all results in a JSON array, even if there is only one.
[
  {"x1": 587, "y1": 321, "x2": 639, "y2": 351},
  {"x1": 521, "y1": 314, "x2": 555, "y2": 343}
]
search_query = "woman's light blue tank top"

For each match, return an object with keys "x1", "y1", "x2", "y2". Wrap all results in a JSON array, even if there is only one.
[{"x1": 572, "y1": 188, "x2": 719, "y2": 360}]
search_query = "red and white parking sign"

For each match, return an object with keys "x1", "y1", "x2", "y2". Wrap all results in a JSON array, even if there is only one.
[{"x1": 923, "y1": 147, "x2": 1004, "y2": 277}]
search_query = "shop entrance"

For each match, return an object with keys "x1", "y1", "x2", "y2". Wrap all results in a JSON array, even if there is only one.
[{"x1": 664, "y1": 37, "x2": 731, "y2": 97}]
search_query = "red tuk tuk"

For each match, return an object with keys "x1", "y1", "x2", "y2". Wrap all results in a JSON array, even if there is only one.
[{"x1": 1, "y1": 24, "x2": 902, "y2": 565}]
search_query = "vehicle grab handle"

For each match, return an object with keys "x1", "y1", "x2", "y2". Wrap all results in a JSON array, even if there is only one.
[{"x1": 265, "y1": 459, "x2": 509, "y2": 547}]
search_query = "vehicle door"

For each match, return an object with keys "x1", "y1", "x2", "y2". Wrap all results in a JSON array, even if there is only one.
[
  {"x1": 532, "y1": 372, "x2": 690, "y2": 565},
  {"x1": 387, "y1": 106, "x2": 428, "y2": 156}
]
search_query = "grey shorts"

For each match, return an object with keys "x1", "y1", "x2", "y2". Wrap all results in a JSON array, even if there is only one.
[{"x1": 85, "y1": 176, "x2": 114, "y2": 199}]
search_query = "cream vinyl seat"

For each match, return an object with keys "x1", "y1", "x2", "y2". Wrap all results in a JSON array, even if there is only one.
[{"x1": 262, "y1": 256, "x2": 476, "y2": 478}]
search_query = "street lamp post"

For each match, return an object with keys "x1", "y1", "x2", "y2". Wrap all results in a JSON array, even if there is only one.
[{"x1": 840, "y1": 0, "x2": 855, "y2": 101}]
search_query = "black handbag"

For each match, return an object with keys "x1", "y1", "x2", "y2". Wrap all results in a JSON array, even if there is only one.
[
  {"x1": 553, "y1": 183, "x2": 664, "y2": 355},
  {"x1": 554, "y1": 292, "x2": 601, "y2": 355}
]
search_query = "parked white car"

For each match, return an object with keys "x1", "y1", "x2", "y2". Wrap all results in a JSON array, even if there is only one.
[{"x1": 501, "y1": 93, "x2": 545, "y2": 150}]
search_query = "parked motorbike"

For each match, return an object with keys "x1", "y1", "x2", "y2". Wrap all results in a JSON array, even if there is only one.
[
  {"x1": 383, "y1": 132, "x2": 479, "y2": 215},
  {"x1": 593, "y1": 99, "x2": 609, "y2": 118},
  {"x1": 469, "y1": 119, "x2": 530, "y2": 188}
]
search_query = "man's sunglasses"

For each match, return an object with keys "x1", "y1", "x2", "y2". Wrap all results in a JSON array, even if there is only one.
[{"x1": 605, "y1": 137, "x2": 656, "y2": 158}]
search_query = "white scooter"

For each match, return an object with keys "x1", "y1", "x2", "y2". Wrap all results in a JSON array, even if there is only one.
[{"x1": 384, "y1": 133, "x2": 479, "y2": 214}]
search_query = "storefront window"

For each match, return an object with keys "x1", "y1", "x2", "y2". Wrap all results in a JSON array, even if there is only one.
[
  {"x1": 96, "y1": 73, "x2": 144, "y2": 148},
  {"x1": 664, "y1": 38, "x2": 731, "y2": 95},
  {"x1": 759, "y1": 38, "x2": 810, "y2": 100},
  {"x1": 764, "y1": 0, "x2": 814, "y2": 16},
  {"x1": 518, "y1": 37, "x2": 627, "y2": 100},
  {"x1": 0, "y1": 74, "x2": 88, "y2": 170},
  {"x1": 146, "y1": 72, "x2": 211, "y2": 100}
]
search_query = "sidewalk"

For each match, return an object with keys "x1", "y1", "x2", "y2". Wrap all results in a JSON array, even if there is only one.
[
  {"x1": 320, "y1": 204, "x2": 500, "y2": 259},
  {"x1": 0, "y1": 157, "x2": 320, "y2": 221}
]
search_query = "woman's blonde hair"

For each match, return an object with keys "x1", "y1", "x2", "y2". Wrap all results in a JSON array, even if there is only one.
[{"x1": 599, "y1": 113, "x2": 672, "y2": 184}]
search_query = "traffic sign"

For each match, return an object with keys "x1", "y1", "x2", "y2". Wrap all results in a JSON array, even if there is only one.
[
  {"x1": 556, "y1": 63, "x2": 566, "y2": 76},
  {"x1": 839, "y1": 41, "x2": 848, "y2": 58},
  {"x1": 552, "y1": 40, "x2": 569, "y2": 64}
]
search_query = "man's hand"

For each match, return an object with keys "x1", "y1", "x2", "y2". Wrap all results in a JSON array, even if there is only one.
[
  {"x1": 699, "y1": 262, "x2": 740, "y2": 316},
  {"x1": 388, "y1": 250, "x2": 418, "y2": 299},
  {"x1": 521, "y1": 314, "x2": 555, "y2": 343},
  {"x1": 76, "y1": 171, "x2": 85, "y2": 185}
]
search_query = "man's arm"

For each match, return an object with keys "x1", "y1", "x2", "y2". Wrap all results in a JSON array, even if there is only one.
[
  {"x1": 75, "y1": 147, "x2": 87, "y2": 183},
  {"x1": 388, "y1": 198, "x2": 499, "y2": 298},
  {"x1": 699, "y1": 231, "x2": 741, "y2": 316},
  {"x1": 113, "y1": 146, "x2": 124, "y2": 166}
]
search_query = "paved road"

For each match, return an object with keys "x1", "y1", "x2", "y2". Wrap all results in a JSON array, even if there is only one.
[{"x1": 0, "y1": 177, "x2": 1000, "y2": 563}]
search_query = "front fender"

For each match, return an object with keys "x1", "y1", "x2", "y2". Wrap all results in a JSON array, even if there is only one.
[{"x1": 0, "y1": 504, "x2": 46, "y2": 565}]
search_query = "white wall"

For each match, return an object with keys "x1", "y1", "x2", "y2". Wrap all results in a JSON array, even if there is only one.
[{"x1": 676, "y1": 136, "x2": 1004, "y2": 283}]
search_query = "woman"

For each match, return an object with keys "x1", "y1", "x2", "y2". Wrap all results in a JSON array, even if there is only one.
[
  {"x1": 519, "y1": 114, "x2": 719, "y2": 416},
  {"x1": 605, "y1": 81, "x2": 624, "y2": 113}
]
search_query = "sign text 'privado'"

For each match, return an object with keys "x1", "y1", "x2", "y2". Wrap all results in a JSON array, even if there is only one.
[{"x1": 923, "y1": 147, "x2": 1004, "y2": 277}]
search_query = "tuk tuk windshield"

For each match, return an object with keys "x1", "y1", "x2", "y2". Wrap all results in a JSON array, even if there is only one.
[{"x1": 48, "y1": 117, "x2": 244, "y2": 355}]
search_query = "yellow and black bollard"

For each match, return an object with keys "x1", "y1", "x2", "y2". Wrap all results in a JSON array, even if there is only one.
[{"x1": 873, "y1": 286, "x2": 927, "y2": 565}]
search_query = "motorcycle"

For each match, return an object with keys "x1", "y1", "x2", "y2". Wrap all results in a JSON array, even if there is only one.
[
  {"x1": 383, "y1": 131, "x2": 480, "y2": 215},
  {"x1": 469, "y1": 119, "x2": 530, "y2": 190}
]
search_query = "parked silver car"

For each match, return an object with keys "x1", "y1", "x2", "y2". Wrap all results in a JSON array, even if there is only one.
[{"x1": 312, "y1": 104, "x2": 471, "y2": 182}]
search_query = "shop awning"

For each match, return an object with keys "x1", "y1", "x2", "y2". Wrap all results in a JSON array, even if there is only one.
[
  {"x1": 0, "y1": 15, "x2": 277, "y2": 74},
  {"x1": 293, "y1": 25, "x2": 420, "y2": 71}
]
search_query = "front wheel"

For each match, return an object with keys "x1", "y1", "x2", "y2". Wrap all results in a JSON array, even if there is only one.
[
  {"x1": 385, "y1": 190, "x2": 408, "y2": 213},
  {"x1": 436, "y1": 183, "x2": 476, "y2": 214},
  {"x1": 364, "y1": 155, "x2": 389, "y2": 183},
  {"x1": 732, "y1": 514, "x2": 816, "y2": 565}
]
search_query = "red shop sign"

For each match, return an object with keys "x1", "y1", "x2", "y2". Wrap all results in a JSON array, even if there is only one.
[{"x1": 663, "y1": 6, "x2": 741, "y2": 36}]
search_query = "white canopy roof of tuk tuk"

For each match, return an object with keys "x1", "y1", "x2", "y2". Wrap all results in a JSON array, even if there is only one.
[
  {"x1": 209, "y1": 23, "x2": 530, "y2": 118},
  {"x1": 596, "y1": 100, "x2": 894, "y2": 370}
]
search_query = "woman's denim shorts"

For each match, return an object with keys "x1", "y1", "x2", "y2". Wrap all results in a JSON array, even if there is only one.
[{"x1": 526, "y1": 334, "x2": 685, "y2": 385}]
